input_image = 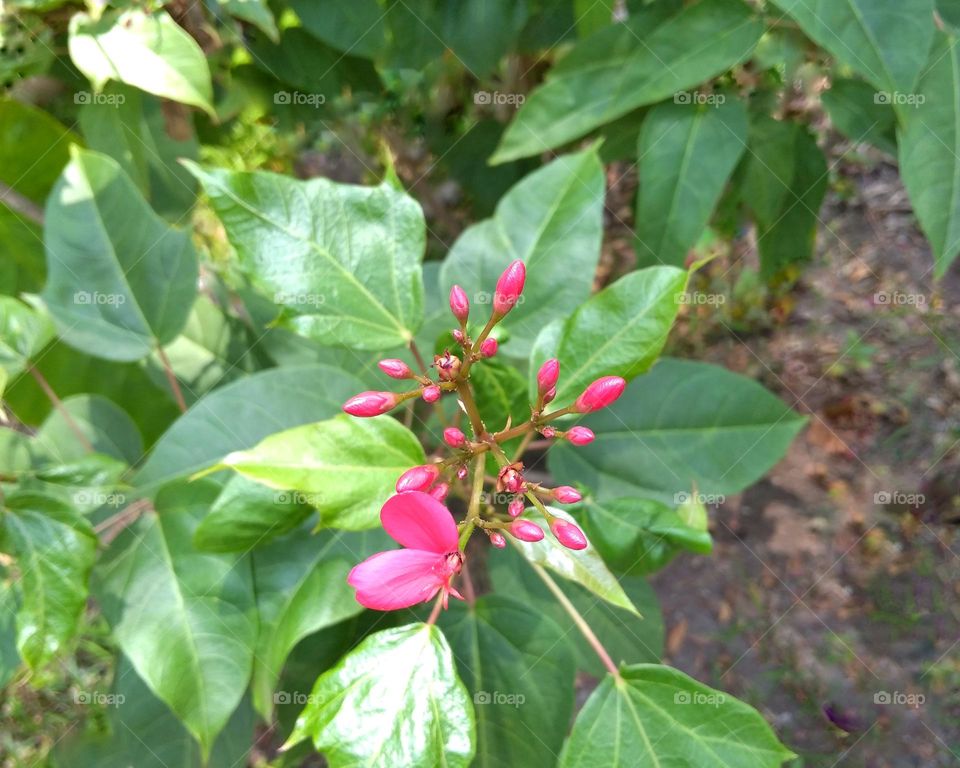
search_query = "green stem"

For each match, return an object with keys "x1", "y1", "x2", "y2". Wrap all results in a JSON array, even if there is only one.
[
  {"x1": 458, "y1": 453, "x2": 486, "y2": 549},
  {"x1": 457, "y1": 380, "x2": 485, "y2": 438}
]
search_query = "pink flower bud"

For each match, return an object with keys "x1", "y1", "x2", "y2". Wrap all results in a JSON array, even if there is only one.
[
  {"x1": 510, "y1": 519, "x2": 544, "y2": 542},
  {"x1": 550, "y1": 519, "x2": 587, "y2": 550},
  {"x1": 435, "y1": 351, "x2": 461, "y2": 381},
  {"x1": 552, "y1": 486, "x2": 582, "y2": 504},
  {"x1": 574, "y1": 376, "x2": 626, "y2": 413},
  {"x1": 537, "y1": 359, "x2": 560, "y2": 394},
  {"x1": 443, "y1": 427, "x2": 467, "y2": 449},
  {"x1": 396, "y1": 464, "x2": 440, "y2": 493},
  {"x1": 378, "y1": 358, "x2": 414, "y2": 379},
  {"x1": 541, "y1": 426, "x2": 556, "y2": 439},
  {"x1": 456, "y1": 465, "x2": 468, "y2": 480},
  {"x1": 508, "y1": 499, "x2": 524, "y2": 517},
  {"x1": 493, "y1": 260, "x2": 526, "y2": 317},
  {"x1": 343, "y1": 391, "x2": 400, "y2": 417},
  {"x1": 429, "y1": 482, "x2": 449, "y2": 502},
  {"x1": 479, "y1": 338, "x2": 498, "y2": 358},
  {"x1": 543, "y1": 387, "x2": 556, "y2": 405},
  {"x1": 449, "y1": 284, "x2": 470, "y2": 325},
  {"x1": 422, "y1": 385, "x2": 441, "y2": 403},
  {"x1": 565, "y1": 426, "x2": 595, "y2": 446},
  {"x1": 497, "y1": 463, "x2": 525, "y2": 494},
  {"x1": 452, "y1": 329, "x2": 466, "y2": 345},
  {"x1": 489, "y1": 532, "x2": 507, "y2": 549}
]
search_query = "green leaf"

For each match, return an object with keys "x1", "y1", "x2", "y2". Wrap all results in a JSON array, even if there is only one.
[
  {"x1": 437, "y1": 595, "x2": 575, "y2": 768},
  {"x1": 739, "y1": 115, "x2": 828, "y2": 278},
  {"x1": 549, "y1": 359, "x2": 806, "y2": 502},
  {"x1": 1, "y1": 491, "x2": 97, "y2": 670},
  {"x1": 513, "y1": 507, "x2": 641, "y2": 615},
  {"x1": 222, "y1": 414, "x2": 425, "y2": 530},
  {"x1": 135, "y1": 364, "x2": 365, "y2": 490},
  {"x1": 0, "y1": 296, "x2": 54, "y2": 378},
  {"x1": 68, "y1": 9, "x2": 215, "y2": 115},
  {"x1": 188, "y1": 163, "x2": 425, "y2": 350},
  {"x1": 0, "y1": 585, "x2": 21, "y2": 687},
  {"x1": 821, "y1": 77, "x2": 898, "y2": 156},
  {"x1": 290, "y1": 0, "x2": 385, "y2": 57},
  {"x1": 560, "y1": 664, "x2": 795, "y2": 766},
  {"x1": 471, "y1": 360, "x2": 529, "y2": 435},
  {"x1": 492, "y1": 0, "x2": 763, "y2": 162},
  {"x1": 489, "y1": 547, "x2": 664, "y2": 676},
  {"x1": 440, "y1": 148, "x2": 604, "y2": 358},
  {"x1": 768, "y1": 0, "x2": 934, "y2": 93},
  {"x1": 577, "y1": 496, "x2": 712, "y2": 576},
  {"x1": 636, "y1": 99, "x2": 748, "y2": 267},
  {"x1": 440, "y1": 0, "x2": 528, "y2": 75},
  {"x1": 40, "y1": 148, "x2": 198, "y2": 362},
  {"x1": 286, "y1": 623, "x2": 475, "y2": 767},
  {"x1": 96, "y1": 481, "x2": 257, "y2": 758},
  {"x1": 36, "y1": 394, "x2": 142, "y2": 464},
  {"x1": 530, "y1": 266, "x2": 687, "y2": 406},
  {"x1": 898, "y1": 33, "x2": 960, "y2": 277},
  {"x1": 217, "y1": 0, "x2": 278, "y2": 42},
  {"x1": 250, "y1": 527, "x2": 385, "y2": 719}
]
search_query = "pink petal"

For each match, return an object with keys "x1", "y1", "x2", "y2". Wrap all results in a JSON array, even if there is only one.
[
  {"x1": 347, "y1": 549, "x2": 446, "y2": 611},
  {"x1": 380, "y1": 492, "x2": 459, "y2": 553}
]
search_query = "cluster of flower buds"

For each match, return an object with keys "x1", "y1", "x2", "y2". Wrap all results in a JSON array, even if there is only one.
[{"x1": 342, "y1": 258, "x2": 630, "y2": 612}]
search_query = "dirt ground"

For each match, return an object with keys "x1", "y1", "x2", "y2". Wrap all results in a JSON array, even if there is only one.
[{"x1": 643, "y1": 158, "x2": 960, "y2": 766}]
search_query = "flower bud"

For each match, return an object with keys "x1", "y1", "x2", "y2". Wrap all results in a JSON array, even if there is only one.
[
  {"x1": 422, "y1": 385, "x2": 441, "y2": 403},
  {"x1": 343, "y1": 391, "x2": 400, "y2": 417},
  {"x1": 543, "y1": 387, "x2": 556, "y2": 405},
  {"x1": 550, "y1": 519, "x2": 587, "y2": 550},
  {"x1": 489, "y1": 531, "x2": 507, "y2": 549},
  {"x1": 493, "y1": 260, "x2": 526, "y2": 317},
  {"x1": 449, "y1": 285, "x2": 470, "y2": 325},
  {"x1": 497, "y1": 462, "x2": 525, "y2": 494},
  {"x1": 537, "y1": 359, "x2": 560, "y2": 394},
  {"x1": 378, "y1": 359, "x2": 414, "y2": 379},
  {"x1": 429, "y1": 482, "x2": 450, "y2": 502},
  {"x1": 479, "y1": 338, "x2": 498, "y2": 358},
  {"x1": 435, "y1": 351, "x2": 461, "y2": 381},
  {"x1": 541, "y1": 426, "x2": 556, "y2": 439},
  {"x1": 396, "y1": 464, "x2": 441, "y2": 493},
  {"x1": 456, "y1": 465, "x2": 468, "y2": 480},
  {"x1": 510, "y1": 519, "x2": 544, "y2": 542},
  {"x1": 565, "y1": 426, "x2": 595, "y2": 446},
  {"x1": 443, "y1": 427, "x2": 467, "y2": 449},
  {"x1": 508, "y1": 498, "x2": 524, "y2": 517},
  {"x1": 452, "y1": 329, "x2": 466, "y2": 345},
  {"x1": 574, "y1": 376, "x2": 626, "y2": 413},
  {"x1": 552, "y1": 486, "x2": 582, "y2": 504}
]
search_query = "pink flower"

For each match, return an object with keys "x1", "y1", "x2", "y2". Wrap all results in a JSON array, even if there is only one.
[
  {"x1": 574, "y1": 376, "x2": 626, "y2": 413},
  {"x1": 493, "y1": 260, "x2": 526, "y2": 317},
  {"x1": 378, "y1": 359, "x2": 413, "y2": 379},
  {"x1": 479, "y1": 338, "x2": 498, "y2": 358},
  {"x1": 550, "y1": 519, "x2": 587, "y2": 550},
  {"x1": 449, "y1": 285, "x2": 470, "y2": 325},
  {"x1": 396, "y1": 464, "x2": 440, "y2": 493},
  {"x1": 348, "y1": 492, "x2": 464, "y2": 611},
  {"x1": 565, "y1": 426, "x2": 595, "y2": 446},
  {"x1": 537, "y1": 359, "x2": 560, "y2": 394},
  {"x1": 342, "y1": 391, "x2": 400, "y2": 417}
]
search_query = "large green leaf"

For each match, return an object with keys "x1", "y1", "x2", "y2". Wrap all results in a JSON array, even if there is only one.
[
  {"x1": 559, "y1": 665, "x2": 795, "y2": 766},
  {"x1": 767, "y1": 0, "x2": 934, "y2": 93},
  {"x1": 899, "y1": 33, "x2": 960, "y2": 277},
  {"x1": 438, "y1": 595, "x2": 575, "y2": 768},
  {"x1": 221, "y1": 414, "x2": 425, "y2": 530},
  {"x1": 549, "y1": 358, "x2": 806, "y2": 502},
  {"x1": 739, "y1": 115, "x2": 828, "y2": 278},
  {"x1": 96, "y1": 482, "x2": 257, "y2": 757},
  {"x1": 68, "y1": 9, "x2": 215, "y2": 114},
  {"x1": 135, "y1": 364, "x2": 364, "y2": 489},
  {"x1": 576, "y1": 496, "x2": 713, "y2": 576},
  {"x1": 188, "y1": 163, "x2": 425, "y2": 350},
  {"x1": 35, "y1": 394, "x2": 142, "y2": 464},
  {"x1": 0, "y1": 491, "x2": 97, "y2": 670},
  {"x1": 290, "y1": 0, "x2": 386, "y2": 58},
  {"x1": 492, "y1": 0, "x2": 763, "y2": 162},
  {"x1": 489, "y1": 546, "x2": 664, "y2": 677},
  {"x1": 286, "y1": 623, "x2": 476, "y2": 768},
  {"x1": 440, "y1": 148, "x2": 604, "y2": 358},
  {"x1": 40, "y1": 148, "x2": 198, "y2": 362},
  {"x1": 250, "y1": 527, "x2": 387, "y2": 719},
  {"x1": 512, "y1": 507, "x2": 640, "y2": 615},
  {"x1": 217, "y1": 0, "x2": 278, "y2": 41},
  {"x1": 636, "y1": 99, "x2": 748, "y2": 267},
  {"x1": 530, "y1": 266, "x2": 687, "y2": 406},
  {"x1": 440, "y1": 0, "x2": 528, "y2": 75},
  {"x1": 821, "y1": 77, "x2": 898, "y2": 156}
]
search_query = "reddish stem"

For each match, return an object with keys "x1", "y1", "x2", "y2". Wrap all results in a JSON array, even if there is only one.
[{"x1": 157, "y1": 346, "x2": 187, "y2": 413}]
